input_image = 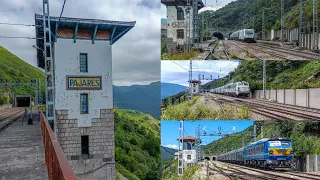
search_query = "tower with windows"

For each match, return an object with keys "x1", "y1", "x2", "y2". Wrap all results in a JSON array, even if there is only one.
[
  {"x1": 161, "y1": 0, "x2": 204, "y2": 46},
  {"x1": 35, "y1": 14, "x2": 135, "y2": 179},
  {"x1": 177, "y1": 136, "x2": 200, "y2": 167},
  {"x1": 188, "y1": 80, "x2": 200, "y2": 95}
]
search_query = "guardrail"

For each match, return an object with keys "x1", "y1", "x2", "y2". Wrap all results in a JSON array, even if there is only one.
[{"x1": 40, "y1": 112, "x2": 77, "y2": 180}]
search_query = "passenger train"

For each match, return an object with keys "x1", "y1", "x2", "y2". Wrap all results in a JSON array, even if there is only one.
[
  {"x1": 216, "y1": 137, "x2": 293, "y2": 169},
  {"x1": 210, "y1": 81, "x2": 250, "y2": 97},
  {"x1": 229, "y1": 29, "x2": 256, "y2": 43}
]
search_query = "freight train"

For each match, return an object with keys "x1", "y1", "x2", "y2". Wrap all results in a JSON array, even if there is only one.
[
  {"x1": 210, "y1": 81, "x2": 250, "y2": 97},
  {"x1": 216, "y1": 137, "x2": 293, "y2": 169},
  {"x1": 229, "y1": 29, "x2": 256, "y2": 43}
]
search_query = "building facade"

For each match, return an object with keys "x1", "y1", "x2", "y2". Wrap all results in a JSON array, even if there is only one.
[
  {"x1": 189, "y1": 80, "x2": 200, "y2": 95},
  {"x1": 35, "y1": 14, "x2": 135, "y2": 180},
  {"x1": 177, "y1": 136, "x2": 199, "y2": 168},
  {"x1": 161, "y1": 0, "x2": 204, "y2": 46}
]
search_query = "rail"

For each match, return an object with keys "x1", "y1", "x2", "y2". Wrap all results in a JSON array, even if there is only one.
[{"x1": 40, "y1": 112, "x2": 77, "y2": 180}]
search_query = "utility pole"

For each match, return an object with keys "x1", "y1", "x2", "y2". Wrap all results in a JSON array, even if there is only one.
[
  {"x1": 253, "y1": 123, "x2": 257, "y2": 141},
  {"x1": 263, "y1": 60, "x2": 266, "y2": 99},
  {"x1": 281, "y1": 0, "x2": 284, "y2": 41},
  {"x1": 196, "y1": 125, "x2": 201, "y2": 162},
  {"x1": 300, "y1": 0, "x2": 306, "y2": 48},
  {"x1": 313, "y1": 0, "x2": 318, "y2": 49},
  {"x1": 43, "y1": 0, "x2": 56, "y2": 134},
  {"x1": 178, "y1": 121, "x2": 184, "y2": 176},
  {"x1": 193, "y1": 0, "x2": 199, "y2": 46},
  {"x1": 262, "y1": 8, "x2": 265, "y2": 41},
  {"x1": 189, "y1": 60, "x2": 193, "y2": 100},
  {"x1": 242, "y1": 134, "x2": 245, "y2": 147},
  {"x1": 186, "y1": 0, "x2": 191, "y2": 52},
  {"x1": 261, "y1": 125, "x2": 264, "y2": 139}
]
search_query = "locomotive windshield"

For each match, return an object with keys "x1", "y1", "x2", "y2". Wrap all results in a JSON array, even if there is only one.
[
  {"x1": 245, "y1": 30, "x2": 254, "y2": 35},
  {"x1": 269, "y1": 140, "x2": 291, "y2": 147}
]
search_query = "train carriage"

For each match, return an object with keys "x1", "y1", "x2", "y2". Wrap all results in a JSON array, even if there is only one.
[
  {"x1": 216, "y1": 138, "x2": 293, "y2": 169},
  {"x1": 230, "y1": 29, "x2": 255, "y2": 42},
  {"x1": 210, "y1": 81, "x2": 250, "y2": 97}
]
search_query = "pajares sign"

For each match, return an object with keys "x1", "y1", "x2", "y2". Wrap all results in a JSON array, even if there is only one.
[{"x1": 66, "y1": 76, "x2": 102, "y2": 90}]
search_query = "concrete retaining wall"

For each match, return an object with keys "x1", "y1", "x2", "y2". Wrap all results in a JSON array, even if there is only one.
[
  {"x1": 253, "y1": 88, "x2": 320, "y2": 110},
  {"x1": 257, "y1": 28, "x2": 320, "y2": 49},
  {"x1": 0, "y1": 104, "x2": 12, "y2": 110}
]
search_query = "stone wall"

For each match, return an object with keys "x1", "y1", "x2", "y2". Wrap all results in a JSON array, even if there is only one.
[{"x1": 56, "y1": 109, "x2": 115, "y2": 180}]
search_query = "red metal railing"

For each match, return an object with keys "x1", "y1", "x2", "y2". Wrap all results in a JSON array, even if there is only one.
[{"x1": 40, "y1": 112, "x2": 77, "y2": 180}]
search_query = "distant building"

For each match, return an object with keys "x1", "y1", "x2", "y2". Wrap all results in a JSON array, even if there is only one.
[
  {"x1": 177, "y1": 136, "x2": 200, "y2": 166},
  {"x1": 174, "y1": 152, "x2": 179, "y2": 160},
  {"x1": 161, "y1": 0, "x2": 204, "y2": 46},
  {"x1": 188, "y1": 80, "x2": 200, "y2": 95}
]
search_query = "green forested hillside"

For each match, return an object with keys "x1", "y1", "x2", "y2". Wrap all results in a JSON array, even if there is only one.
[
  {"x1": 115, "y1": 109, "x2": 160, "y2": 180},
  {"x1": 0, "y1": 46, "x2": 46, "y2": 103},
  {"x1": 199, "y1": 0, "x2": 318, "y2": 35},
  {"x1": 161, "y1": 146, "x2": 177, "y2": 160},
  {"x1": 202, "y1": 61, "x2": 320, "y2": 90},
  {"x1": 203, "y1": 121, "x2": 320, "y2": 158}
]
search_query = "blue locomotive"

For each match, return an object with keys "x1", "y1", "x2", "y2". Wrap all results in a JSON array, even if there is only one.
[{"x1": 216, "y1": 137, "x2": 293, "y2": 169}]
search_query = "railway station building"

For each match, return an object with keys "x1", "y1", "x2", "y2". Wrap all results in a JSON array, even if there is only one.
[
  {"x1": 177, "y1": 136, "x2": 200, "y2": 167},
  {"x1": 35, "y1": 14, "x2": 135, "y2": 179},
  {"x1": 189, "y1": 80, "x2": 200, "y2": 95},
  {"x1": 161, "y1": 0, "x2": 204, "y2": 52}
]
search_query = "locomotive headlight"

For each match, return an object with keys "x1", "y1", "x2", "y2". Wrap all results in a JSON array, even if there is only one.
[{"x1": 269, "y1": 151, "x2": 273, "y2": 156}]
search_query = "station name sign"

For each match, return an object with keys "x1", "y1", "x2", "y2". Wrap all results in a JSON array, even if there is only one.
[{"x1": 66, "y1": 76, "x2": 102, "y2": 90}]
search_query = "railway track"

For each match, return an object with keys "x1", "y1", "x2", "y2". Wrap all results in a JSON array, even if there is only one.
[
  {"x1": 226, "y1": 40, "x2": 265, "y2": 60},
  {"x1": 229, "y1": 40, "x2": 290, "y2": 60},
  {"x1": 0, "y1": 108, "x2": 25, "y2": 133},
  {"x1": 204, "y1": 40, "x2": 220, "y2": 60},
  {"x1": 221, "y1": 162, "x2": 305, "y2": 180},
  {"x1": 254, "y1": 42, "x2": 320, "y2": 60},
  {"x1": 208, "y1": 94, "x2": 320, "y2": 120},
  {"x1": 222, "y1": 40, "x2": 231, "y2": 60}
]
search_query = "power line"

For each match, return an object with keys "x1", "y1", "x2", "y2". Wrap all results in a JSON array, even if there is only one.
[
  {"x1": 170, "y1": 60, "x2": 189, "y2": 72},
  {"x1": 59, "y1": 0, "x2": 67, "y2": 22},
  {"x1": 0, "y1": 36, "x2": 43, "y2": 39},
  {"x1": 0, "y1": 22, "x2": 37, "y2": 26}
]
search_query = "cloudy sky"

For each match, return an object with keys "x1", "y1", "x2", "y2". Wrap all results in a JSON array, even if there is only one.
[
  {"x1": 161, "y1": 0, "x2": 237, "y2": 19},
  {"x1": 161, "y1": 60, "x2": 240, "y2": 87},
  {"x1": 161, "y1": 120, "x2": 254, "y2": 149},
  {"x1": 0, "y1": 0, "x2": 160, "y2": 86}
]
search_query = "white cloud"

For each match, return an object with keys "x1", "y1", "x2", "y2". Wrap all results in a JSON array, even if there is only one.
[
  {"x1": 165, "y1": 144, "x2": 178, "y2": 150},
  {"x1": 0, "y1": 0, "x2": 160, "y2": 86}
]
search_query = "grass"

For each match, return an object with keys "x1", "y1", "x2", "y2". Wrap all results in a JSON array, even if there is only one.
[
  {"x1": 230, "y1": 53, "x2": 238, "y2": 59},
  {"x1": 161, "y1": 96, "x2": 250, "y2": 120},
  {"x1": 162, "y1": 160, "x2": 201, "y2": 180},
  {"x1": 0, "y1": 46, "x2": 45, "y2": 101},
  {"x1": 161, "y1": 50, "x2": 200, "y2": 60},
  {"x1": 270, "y1": 61, "x2": 320, "y2": 89},
  {"x1": 245, "y1": 51, "x2": 255, "y2": 58}
]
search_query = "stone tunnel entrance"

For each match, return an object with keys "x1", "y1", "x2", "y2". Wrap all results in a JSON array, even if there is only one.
[
  {"x1": 213, "y1": 32, "x2": 224, "y2": 40},
  {"x1": 15, "y1": 95, "x2": 31, "y2": 107}
]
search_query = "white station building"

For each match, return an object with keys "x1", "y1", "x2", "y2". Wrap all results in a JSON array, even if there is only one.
[
  {"x1": 177, "y1": 136, "x2": 200, "y2": 167},
  {"x1": 161, "y1": 0, "x2": 204, "y2": 46},
  {"x1": 35, "y1": 14, "x2": 135, "y2": 179},
  {"x1": 189, "y1": 80, "x2": 200, "y2": 95}
]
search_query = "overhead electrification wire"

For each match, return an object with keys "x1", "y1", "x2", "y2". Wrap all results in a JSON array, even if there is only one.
[
  {"x1": 0, "y1": 36, "x2": 43, "y2": 39},
  {"x1": 0, "y1": 22, "x2": 37, "y2": 26},
  {"x1": 59, "y1": 0, "x2": 67, "y2": 22},
  {"x1": 170, "y1": 60, "x2": 189, "y2": 72}
]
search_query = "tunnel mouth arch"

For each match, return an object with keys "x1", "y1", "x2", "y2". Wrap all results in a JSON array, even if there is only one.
[{"x1": 213, "y1": 32, "x2": 224, "y2": 40}]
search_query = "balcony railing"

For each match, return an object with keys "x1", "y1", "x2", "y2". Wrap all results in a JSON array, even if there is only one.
[{"x1": 40, "y1": 112, "x2": 77, "y2": 180}]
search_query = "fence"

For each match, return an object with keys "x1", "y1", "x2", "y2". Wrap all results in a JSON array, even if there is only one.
[
  {"x1": 252, "y1": 88, "x2": 320, "y2": 110},
  {"x1": 0, "y1": 104, "x2": 12, "y2": 110},
  {"x1": 292, "y1": 155, "x2": 320, "y2": 172},
  {"x1": 40, "y1": 112, "x2": 77, "y2": 180},
  {"x1": 256, "y1": 28, "x2": 320, "y2": 49}
]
